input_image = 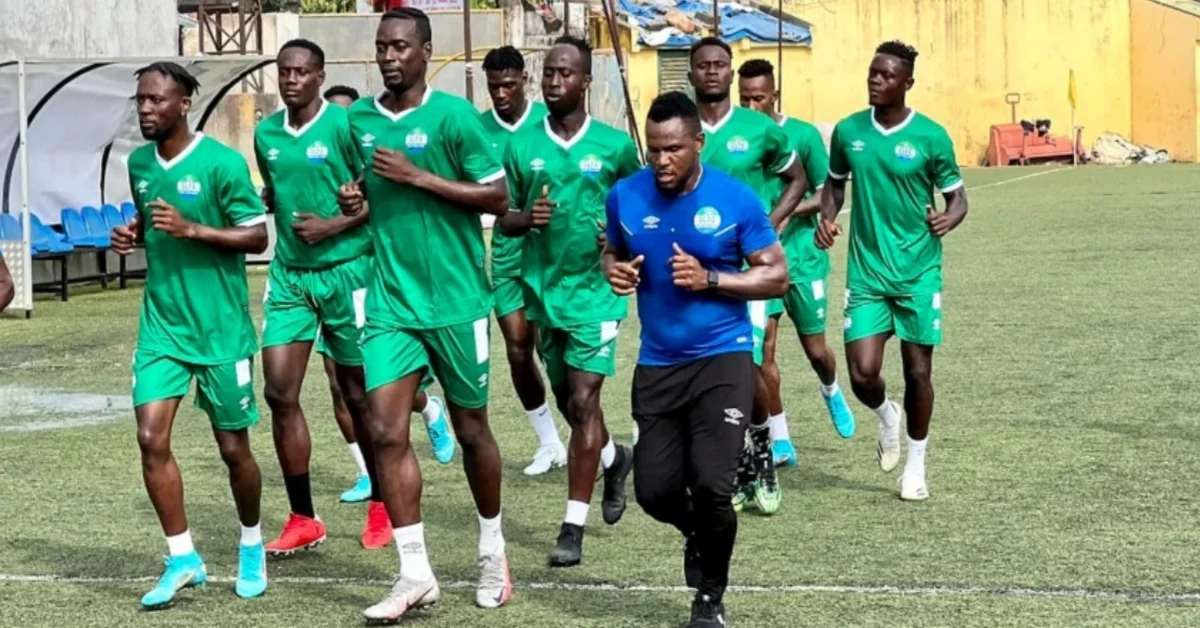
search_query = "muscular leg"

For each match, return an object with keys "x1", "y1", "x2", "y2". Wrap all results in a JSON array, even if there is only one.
[
  {"x1": 323, "y1": 354, "x2": 356, "y2": 444},
  {"x1": 847, "y1": 334, "x2": 902, "y2": 473},
  {"x1": 761, "y1": 316, "x2": 784, "y2": 418},
  {"x1": 263, "y1": 342, "x2": 314, "y2": 517},
  {"x1": 799, "y1": 332, "x2": 837, "y2": 386},
  {"x1": 336, "y1": 364, "x2": 376, "y2": 486},
  {"x1": 899, "y1": 342, "x2": 934, "y2": 440},
  {"x1": 136, "y1": 398, "x2": 187, "y2": 537},
  {"x1": 212, "y1": 426, "x2": 263, "y2": 529},
  {"x1": 447, "y1": 402, "x2": 503, "y2": 520},
  {"x1": 365, "y1": 373, "x2": 423, "y2": 524},
  {"x1": 499, "y1": 309, "x2": 547, "y2": 411},
  {"x1": 563, "y1": 369, "x2": 607, "y2": 507}
]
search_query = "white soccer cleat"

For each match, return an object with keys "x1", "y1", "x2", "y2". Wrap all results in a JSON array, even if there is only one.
[
  {"x1": 523, "y1": 442, "x2": 567, "y2": 476},
  {"x1": 475, "y1": 550, "x2": 513, "y2": 609},
  {"x1": 362, "y1": 575, "x2": 440, "y2": 624},
  {"x1": 899, "y1": 472, "x2": 929, "y2": 501},
  {"x1": 876, "y1": 401, "x2": 902, "y2": 473}
]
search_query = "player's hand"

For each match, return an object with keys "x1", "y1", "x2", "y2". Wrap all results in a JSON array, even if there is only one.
[
  {"x1": 261, "y1": 186, "x2": 275, "y2": 213},
  {"x1": 926, "y1": 204, "x2": 951, "y2": 237},
  {"x1": 607, "y1": 254, "x2": 644, "y2": 296},
  {"x1": 148, "y1": 199, "x2": 196, "y2": 239},
  {"x1": 372, "y1": 147, "x2": 422, "y2": 186},
  {"x1": 111, "y1": 215, "x2": 138, "y2": 256},
  {"x1": 337, "y1": 181, "x2": 364, "y2": 216},
  {"x1": 814, "y1": 218, "x2": 841, "y2": 249},
  {"x1": 670, "y1": 243, "x2": 707, "y2": 291},
  {"x1": 531, "y1": 185, "x2": 556, "y2": 228},
  {"x1": 595, "y1": 219, "x2": 607, "y2": 250},
  {"x1": 291, "y1": 212, "x2": 337, "y2": 245}
]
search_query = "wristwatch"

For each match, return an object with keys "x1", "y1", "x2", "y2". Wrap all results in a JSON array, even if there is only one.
[{"x1": 707, "y1": 270, "x2": 720, "y2": 290}]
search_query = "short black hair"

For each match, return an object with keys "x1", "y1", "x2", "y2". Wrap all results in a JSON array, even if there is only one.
[
  {"x1": 689, "y1": 36, "x2": 732, "y2": 63},
  {"x1": 552, "y1": 34, "x2": 592, "y2": 74},
  {"x1": 382, "y1": 7, "x2": 432, "y2": 45},
  {"x1": 324, "y1": 85, "x2": 360, "y2": 101},
  {"x1": 482, "y1": 46, "x2": 525, "y2": 72},
  {"x1": 876, "y1": 40, "x2": 918, "y2": 68},
  {"x1": 737, "y1": 58, "x2": 774, "y2": 80},
  {"x1": 134, "y1": 61, "x2": 200, "y2": 97},
  {"x1": 647, "y1": 90, "x2": 700, "y2": 133},
  {"x1": 279, "y1": 38, "x2": 326, "y2": 69}
]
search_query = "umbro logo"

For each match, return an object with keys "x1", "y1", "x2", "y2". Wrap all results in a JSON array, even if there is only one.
[
  {"x1": 478, "y1": 373, "x2": 489, "y2": 388},
  {"x1": 723, "y1": 408, "x2": 743, "y2": 425},
  {"x1": 361, "y1": 133, "x2": 375, "y2": 147},
  {"x1": 851, "y1": 140, "x2": 866, "y2": 152},
  {"x1": 642, "y1": 215, "x2": 660, "y2": 230},
  {"x1": 267, "y1": 148, "x2": 280, "y2": 161}
]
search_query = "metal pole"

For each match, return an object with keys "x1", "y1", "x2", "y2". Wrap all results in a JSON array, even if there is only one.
[
  {"x1": 776, "y1": 0, "x2": 783, "y2": 115},
  {"x1": 564, "y1": 0, "x2": 570, "y2": 36},
  {"x1": 17, "y1": 58, "x2": 32, "y2": 315},
  {"x1": 600, "y1": 0, "x2": 644, "y2": 156},
  {"x1": 463, "y1": 0, "x2": 475, "y2": 103},
  {"x1": 712, "y1": 0, "x2": 720, "y2": 35}
]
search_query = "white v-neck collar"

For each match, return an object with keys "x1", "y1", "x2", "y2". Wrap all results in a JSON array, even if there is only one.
[
  {"x1": 156, "y1": 132, "x2": 204, "y2": 171},
  {"x1": 544, "y1": 114, "x2": 592, "y2": 151},
  {"x1": 284, "y1": 100, "x2": 329, "y2": 139},
  {"x1": 374, "y1": 86, "x2": 432, "y2": 122},
  {"x1": 870, "y1": 107, "x2": 916, "y2": 137},
  {"x1": 492, "y1": 101, "x2": 534, "y2": 133},
  {"x1": 700, "y1": 105, "x2": 736, "y2": 134}
]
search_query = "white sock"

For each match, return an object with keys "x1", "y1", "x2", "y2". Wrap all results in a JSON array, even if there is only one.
[
  {"x1": 819, "y1": 378, "x2": 840, "y2": 398},
  {"x1": 420, "y1": 397, "x2": 441, "y2": 427},
  {"x1": 165, "y1": 530, "x2": 194, "y2": 557},
  {"x1": 394, "y1": 523, "x2": 434, "y2": 581},
  {"x1": 599, "y1": 438, "x2": 617, "y2": 469},
  {"x1": 905, "y1": 436, "x2": 927, "y2": 477},
  {"x1": 873, "y1": 399, "x2": 900, "y2": 428},
  {"x1": 348, "y1": 443, "x2": 369, "y2": 477},
  {"x1": 526, "y1": 403, "x2": 561, "y2": 447},
  {"x1": 768, "y1": 413, "x2": 790, "y2": 442},
  {"x1": 240, "y1": 523, "x2": 262, "y2": 547},
  {"x1": 564, "y1": 500, "x2": 590, "y2": 527},
  {"x1": 478, "y1": 512, "x2": 505, "y2": 556}
]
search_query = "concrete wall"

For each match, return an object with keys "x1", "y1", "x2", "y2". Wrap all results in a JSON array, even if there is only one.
[
  {"x1": 0, "y1": 0, "x2": 177, "y2": 59},
  {"x1": 1130, "y1": 0, "x2": 1200, "y2": 161},
  {"x1": 300, "y1": 10, "x2": 506, "y2": 59}
]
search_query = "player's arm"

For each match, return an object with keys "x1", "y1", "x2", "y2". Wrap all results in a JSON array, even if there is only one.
[
  {"x1": 601, "y1": 185, "x2": 642, "y2": 296},
  {"x1": 815, "y1": 124, "x2": 849, "y2": 249},
  {"x1": 496, "y1": 141, "x2": 537, "y2": 237},
  {"x1": 927, "y1": 129, "x2": 968, "y2": 236},
  {"x1": 763, "y1": 123, "x2": 808, "y2": 228},
  {"x1": 714, "y1": 191, "x2": 787, "y2": 299},
  {"x1": 0, "y1": 254, "x2": 13, "y2": 312},
  {"x1": 791, "y1": 127, "x2": 831, "y2": 219},
  {"x1": 253, "y1": 134, "x2": 275, "y2": 213}
]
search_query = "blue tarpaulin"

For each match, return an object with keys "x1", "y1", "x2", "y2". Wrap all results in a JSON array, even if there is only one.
[{"x1": 616, "y1": 0, "x2": 811, "y2": 48}]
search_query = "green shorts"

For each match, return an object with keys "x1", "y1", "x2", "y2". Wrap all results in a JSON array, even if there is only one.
[
  {"x1": 749, "y1": 300, "x2": 768, "y2": 367},
  {"x1": 783, "y1": 277, "x2": 829, "y2": 337},
  {"x1": 844, "y1": 289, "x2": 943, "y2": 346},
  {"x1": 132, "y1": 350, "x2": 260, "y2": 431},
  {"x1": 766, "y1": 297, "x2": 784, "y2": 319},
  {"x1": 539, "y1": 320, "x2": 621, "y2": 388},
  {"x1": 361, "y1": 318, "x2": 490, "y2": 409},
  {"x1": 262, "y1": 256, "x2": 373, "y2": 366},
  {"x1": 492, "y1": 276, "x2": 525, "y2": 319}
]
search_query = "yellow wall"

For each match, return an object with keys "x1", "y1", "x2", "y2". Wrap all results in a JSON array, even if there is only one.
[{"x1": 1130, "y1": 0, "x2": 1200, "y2": 161}]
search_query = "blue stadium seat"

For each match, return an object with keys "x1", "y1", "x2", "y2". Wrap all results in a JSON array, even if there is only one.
[
  {"x1": 62, "y1": 208, "x2": 104, "y2": 247},
  {"x1": 101, "y1": 204, "x2": 125, "y2": 231},
  {"x1": 28, "y1": 213, "x2": 74, "y2": 254},
  {"x1": 0, "y1": 213, "x2": 19, "y2": 240},
  {"x1": 80, "y1": 206, "x2": 112, "y2": 247},
  {"x1": 120, "y1": 201, "x2": 137, "y2": 224}
]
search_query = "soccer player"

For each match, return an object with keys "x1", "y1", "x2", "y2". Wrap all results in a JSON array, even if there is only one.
[
  {"x1": 815, "y1": 41, "x2": 968, "y2": 501},
  {"x1": 498, "y1": 35, "x2": 639, "y2": 567},
  {"x1": 0, "y1": 252, "x2": 12, "y2": 311},
  {"x1": 737, "y1": 59, "x2": 856, "y2": 458},
  {"x1": 340, "y1": 9, "x2": 512, "y2": 620},
  {"x1": 479, "y1": 45, "x2": 568, "y2": 476},
  {"x1": 111, "y1": 61, "x2": 269, "y2": 608},
  {"x1": 688, "y1": 36, "x2": 807, "y2": 515},
  {"x1": 323, "y1": 84, "x2": 359, "y2": 108},
  {"x1": 604, "y1": 91, "x2": 788, "y2": 628}
]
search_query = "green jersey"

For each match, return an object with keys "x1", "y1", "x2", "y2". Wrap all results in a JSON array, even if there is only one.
[
  {"x1": 127, "y1": 134, "x2": 265, "y2": 364},
  {"x1": 828, "y1": 108, "x2": 963, "y2": 295},
  {"x1": 504, "y1": 116, "x2": 640, "y2": 328},
  {"x1": 480, "y1": 101, "x2": 549, "y2": 279},
  {"x1": 774, "y1": 116, "x2": 831, "y2": 282},
  {"x1": 254, "y1": 101, "x2": 369, "y2": 269},
  {"x1": 700, "y1": 106, "x2": 795, "y2": 209},
  {"x1": 348, "y1": 89, "x2": 504, "y2": 329}
]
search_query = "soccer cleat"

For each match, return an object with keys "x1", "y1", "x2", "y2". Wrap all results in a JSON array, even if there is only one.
[
  {"x1": 140, "y1": 551, "x2": 207, "y2": 610},
  {"x1": 687, "y1": 594, "x2": 728, "y2": 627},
  {"x1": 523, "y1": 442, "x2": 568, "y2": 476},
  {"x1": 772, "y1": 439, "x2": 798, "y2": 467},
  {"x1": 265, "y1": 513, "x2": 327, "y2": 556},
  {"x1": 235, "y1": 542, "x2": 268, "y2": 599},
  {"x1": 899, "y1": 472, "x2": 929, "y2": 501},
  {"x1": 876, "y1": 401, "x2": 902, "y2": 473},
  {"x1": 339, "y1": 474, "x2": 372, "y2": 503},
  {"x1": 362, "y1": 500, "x2": 392, "y2": 550},
  {"x1": 475, "y1": 549, "x2": 513, "y2": 609},
  {"x1": 601, "y1": 444, "x2": 634, "y2": 525},
  {"x1": 362, "y1": 575, "x2": 440, "y2": 624},
  {"x1": 683, "y1": 532, "x2": 701, "y2": 589},
  {"x1": 732, "y1": 482, "x2": 756, "y2": 513},
  {"x1": 754, "y1": 468, "x2": 782, "y2": 515},
  {"x1": 825, "y1": 388, "x2": 856, "y2": 439},
  {"x1": 548, "y1": 522, "x2": 584, "y2": 568},
  {"x1": 424, "y1": 396, "x2": 455, "y2": 465}
]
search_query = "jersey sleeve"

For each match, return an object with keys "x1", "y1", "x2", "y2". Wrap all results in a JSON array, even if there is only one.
[
  {"x1": 930, "y1": 128, "x2": 964, "y2": 193},
  {"x1": 764, "y1": 122, "x2": 797, "y2": 174},
  {"x1": 502, "y1": 139, "x2": 528, "y2": 212},
  {"x1": 737, "y1": 184, "x2": 777, "y2": 256},
  {"x1": 217, "y1": 152, "x2": 267, "y2": 227},
  {"x1": 604, "y1": 184, "x2": 627, "y2": 253},
  {"x1": 799, "y1": 126, "x2": 830, "y2": 193},
  {"x1": 252, "y1": 132, "x2": 274, "y2": 191},
  {"x1": 448, "y1": 109, "x2": 506, "y2": 184},
  {"x1": 337, "y1": 118, "x2": 365, "y2": 180},
  {"x1": 827, "y1": 122, "x2": 849, "y2": 181},
  {"x1": 614, "y1": 136, "x2": 642, "y2": 179}
]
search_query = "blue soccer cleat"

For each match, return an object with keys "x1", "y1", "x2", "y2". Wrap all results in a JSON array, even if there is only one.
[
  {"x1": 235, "y1": 542, "x2": 268, "y2": 599},
  {"x1": 339, "y1": 474, "x2": 372, "y2": 503},
  {"x1": 825, "y1": 388, "x2": 856, "y2": 439},
  {"x1": 424, "y1": 396, "x2": 455, "y2": 465},
  {"x1": 772, "y1": 439, "x2": 798, "y2": 467},
  {"x1": 141, "y1": 551, "x2": 207, "y2": 610}
]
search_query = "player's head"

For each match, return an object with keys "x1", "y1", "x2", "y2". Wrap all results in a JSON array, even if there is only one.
[
  {"x1": 483, "y1": 46, "x2": 528, "y2": 117},
  {"x1": 377, "y1": 8, "x2": 432, "y2": 93},
  {"x1": 542, "y1": 35, "x2": 592, "y2": 117},
  {"x1": 688, "y1": 37, "x2": 733, "y2": 104},
  {"x1": 870, "y1": 40, "x2": 917, "y2": 107},
  {"x1": 277, "y1": 39, "x2": 326, "y2": 109},
  {"x1": 645, "y1": 91, "x2": 704, "y2": 194},
  {"x1": 323, "y1": 85, "x2": 359, "y2": 108},
  {"x1": 737, "y1": 58, "x2": 777, "y2": 115},
  {"x1": 133, "y1": 61, "x2": 199, "y2": 141}
]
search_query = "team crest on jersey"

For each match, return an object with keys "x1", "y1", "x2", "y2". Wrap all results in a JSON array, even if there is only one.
[
  {"x1": 306, "y1": 141, "x2": 329, "y2": 163},
  {"x1": 267, "y1": 148, "x2": 280, "y2": 162},
  {"x1": 693, "y1": 206, "x2": 722, "y2": 234},
  {"x1": 894, "y1": 141, "x2": 918, "y2": 161},
  {"x1": 726, "y1": 136, "x2": 749, "y2": 154},
  {"x1": 405, "y1": 129, "x2": 428, "y2": 153},
  {"x1": 578, "y1": 155, "x2": 603, "y2": 177},
  {"x1": 851, "y1": 140, "x2": 866, "y2": 152},
  {"x1": 177, "y1": 175, "x2": 202, "y2": 198},
  {"x1": 530, "y1": 158, "x2": 545, "y2": 172}
]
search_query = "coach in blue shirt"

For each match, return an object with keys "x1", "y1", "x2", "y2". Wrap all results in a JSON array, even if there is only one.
[{"x1": 602, "y1": 91, "x2": 787, "y2": 628}]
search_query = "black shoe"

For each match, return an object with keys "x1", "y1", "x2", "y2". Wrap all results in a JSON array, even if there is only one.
[
  {"x1": 686, "y1": 594, "x2": 727, "y2": 627},
  {"x1": 601, "y1": 444, "x2": 633, "y2": 525},
  {"x1": 683, "y1": 532, "x2": 701, "y2": 589},
  {"x1": 548, "y1": 522, "x2": 583, "y2": 567}
]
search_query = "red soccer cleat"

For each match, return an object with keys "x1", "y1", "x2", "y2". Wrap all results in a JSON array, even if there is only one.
[
  {"x1": 265, "y1": 513, "x2": 327, "y2": 557},
  {"x1": 362, "y1": 501, "x2": 393, "y2": 549}
]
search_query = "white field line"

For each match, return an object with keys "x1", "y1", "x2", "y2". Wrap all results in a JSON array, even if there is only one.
[{"x1": 839, "y1": 166, "x2": 1071, "y2": 218}]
